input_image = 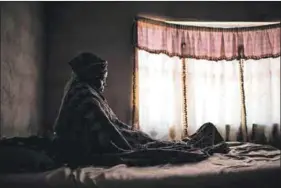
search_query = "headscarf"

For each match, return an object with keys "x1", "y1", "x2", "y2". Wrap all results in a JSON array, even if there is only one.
[{"x1": 68, "y1": 52, "x2": 108, "y2": 82}]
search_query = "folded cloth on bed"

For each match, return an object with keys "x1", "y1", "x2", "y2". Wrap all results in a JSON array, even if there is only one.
[{"x1": 0, "y1": 145, "x2": 55, "y2": 174}]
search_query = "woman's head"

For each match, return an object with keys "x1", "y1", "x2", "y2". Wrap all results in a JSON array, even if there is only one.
[{"x1": 68, "y1": 52, "x2": 108, "y2": 92}]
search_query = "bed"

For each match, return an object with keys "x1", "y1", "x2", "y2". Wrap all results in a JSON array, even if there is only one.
[{"x1": 0, "y1": 142, "x2": 280, "y2": 188}]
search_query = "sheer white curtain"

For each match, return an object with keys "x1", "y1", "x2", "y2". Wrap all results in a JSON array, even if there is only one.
[
  {"x1": 244, "y1": 57, "x2": 280, "y2": 140},
  {"x1": 138, "y1": 50, "x2": 183, "y2": 140},
  {"x1": 187, "y1": 59, "x2": 241, "y2": 140},
  {"x1": 137, "y1": 49, "x2": 280, "y2": 141}
]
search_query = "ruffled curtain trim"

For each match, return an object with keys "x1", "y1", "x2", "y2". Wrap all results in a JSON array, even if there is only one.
[{"x1": 134, "y1": 17, "x2": 280, "y2": 61}]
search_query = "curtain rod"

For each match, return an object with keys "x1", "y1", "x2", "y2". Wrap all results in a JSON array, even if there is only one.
[{"x1": 166, "y1": 21, "x2": 281, "y2": 27}]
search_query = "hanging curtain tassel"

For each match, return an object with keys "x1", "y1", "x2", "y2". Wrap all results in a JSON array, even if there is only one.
[
  {"x1": 181, "y1": 43, "x2": 189, "y2": 138},
  {"x1": 238, "y1": 45, "x2": 248, "y2": 142}
]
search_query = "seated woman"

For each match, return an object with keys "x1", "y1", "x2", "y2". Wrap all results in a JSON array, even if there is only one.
[{"x1": 52, "y1": 52, "x2": 228, "y2": 167}]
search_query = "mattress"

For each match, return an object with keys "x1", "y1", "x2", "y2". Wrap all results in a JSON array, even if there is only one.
[{"x1": 0, "y1": 142, "x2": 280, "y2": 188}]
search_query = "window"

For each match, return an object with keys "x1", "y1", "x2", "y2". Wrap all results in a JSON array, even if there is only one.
[{"x1": 133, "y1": 19, "x2": 280, "y2": 141}]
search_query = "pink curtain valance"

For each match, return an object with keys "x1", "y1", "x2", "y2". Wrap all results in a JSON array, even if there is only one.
[{"x1": 134, "y1": 17, "x2": 280, "y2": 61}]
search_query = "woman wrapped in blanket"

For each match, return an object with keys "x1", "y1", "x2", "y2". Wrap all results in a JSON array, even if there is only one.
[{"x1": 53, "y1": 52, "x2": 229, "y2": 167}]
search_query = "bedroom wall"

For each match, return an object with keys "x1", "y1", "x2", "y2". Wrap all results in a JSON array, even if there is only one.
[
  {"x1": 0, "y1": 2, "x2": 46, "y2": 137},
  {"x1": 45, "y1": 1, "x2": 281, "y2": 130}
]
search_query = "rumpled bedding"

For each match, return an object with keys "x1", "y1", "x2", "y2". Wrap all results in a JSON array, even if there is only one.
[
  {"x1": 0, "y1": 81, "x2": 230, "y2": 170},
  {"x1": 0, "y1": 142, "x2": 280, "y2": 188},
  {"x1": 0, "y1": 125, "x2": 229, "y2": 173}
]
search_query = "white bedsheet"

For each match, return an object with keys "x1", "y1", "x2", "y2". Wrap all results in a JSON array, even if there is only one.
[{"x1": 1, "y1": 142, "x2": 280, "y2": 188}]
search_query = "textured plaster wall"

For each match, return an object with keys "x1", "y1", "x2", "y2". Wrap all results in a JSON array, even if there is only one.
[{"x1": 0, "y1": 2, "x2": 46, "y2": 137}]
